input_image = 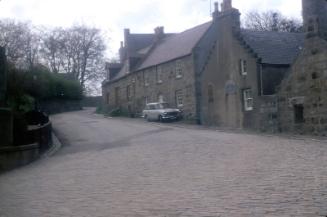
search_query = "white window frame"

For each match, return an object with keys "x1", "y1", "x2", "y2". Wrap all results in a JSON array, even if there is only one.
[
  {"x1": 158, "y1": 94, "x2": 164, "y2": 103},
  {"x1": 175, "y1": 60, "x2": 183, "y2": 79},
  {"x1": 156, "y1": 66, "x2": 163, "y2": 84},
  {"x1": 240, "y1": 59, "x2": 247, "y2": 76},
  {"x1": 144, "y1": 73, "x2": 149, "y2": 87},
  {"x1": 175, "y1": 90, "x2": 183, "y2": 107},
  {"x1": 243, "y1": 89, "x2": 253, "y2": 111}
]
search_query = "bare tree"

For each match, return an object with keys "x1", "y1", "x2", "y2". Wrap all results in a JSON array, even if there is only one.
[
  {"x1": 40, "y1": 27, "x2": 66, "y2": 73},
  {"x1": 0, "y1": 19, "x2": 40, "y2": 67},
  {"x1": 243, "y1": 11, "x2": 302, "y2": 33},
  {"x1": 70, "y1": 25, "x2": 106, "y2": 88},
  {"x1": 40, "y1": 25, "x2": 106, "y2": 90},
  {"x1": 0, "y1": 19, "x2": 107, "y2": 94}
]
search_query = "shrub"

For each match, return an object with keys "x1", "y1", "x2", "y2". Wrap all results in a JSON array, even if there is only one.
[{"x1": 7, "y1": 64, "x2": 84, "y2": 106}]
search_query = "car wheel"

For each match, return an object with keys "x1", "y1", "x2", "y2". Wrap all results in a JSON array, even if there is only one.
[
  {"x1": 144, "y1": 115, "x2": 149, "y2": 121},
  {"x1": 158, "y1": 115, "x2": 164, "y2": 122}
]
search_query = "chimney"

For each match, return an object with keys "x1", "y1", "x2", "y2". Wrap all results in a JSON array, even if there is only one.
[
  {"x1": 302, "y1": 0, "x2": 327, "y2": 40},
  {"x1": 221, "y1": 0, "x2": 232, "y2": 12},
  {"x1": 212, "y1": 2, "x2": 220, "y2": 20},
  {"x1": 124, "y1": 28, "x2": 130, "y2": 48},
  {"x1": 119, "y1": 41, "x2": 126, "y2": 62},
  {"x1": 154, "y1": 26, "x2": 165, "y2": 41}
]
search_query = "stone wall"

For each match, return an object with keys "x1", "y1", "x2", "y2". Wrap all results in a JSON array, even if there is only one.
[
  {"x1": 0, "y1": 108, "x2": 13, "y2": 147},
  {"x1": 39, "y1": 99, "x2": 82, "y2": 115},
  {"x1": 278, "y1": 36, "x2": 327, "y2": 136},
  {"x1": 103, "y1": 55, "x2": 197, "y2": 121},
  {"x1": 81, "y1": 96, "x2": 102, "y2": 107},
  {"x1": 0, "y1": 114, "x2": 52, "y2": 172},
  {"x1": 0, "y1": 144, "x2": 39, "y2": 172}
]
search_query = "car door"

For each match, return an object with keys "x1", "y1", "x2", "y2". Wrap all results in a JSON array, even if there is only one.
[{"x1": 148, "y1": 104, "x2": 156, "y2": 120}]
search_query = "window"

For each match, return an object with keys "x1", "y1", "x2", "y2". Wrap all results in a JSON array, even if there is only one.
[
  {"x1": 144, "y1": 73, "x2": 149, "y2": 86},
  {"x1": 106, "y1": 93, "x2": 110, "y2": 104},
  {"x1": 156, "y1": 66, "x2": 163, "y2": 84},
  {"x1": 294, "y1": 105, "x2": 304, "y2": 123},
  {"x1": 208, "y1": 84, "x2": 214, "y2": 103},
  {"x1": 243, "y1": 89, "x2": 253, "y2": 111},
  {"x1": 175, "y1": 90, "x2": 183, "y2": 107},
  {"x1": 144, "y1": 96, "x2": 149, "y2": 106},
  {"x1": 239, "y1": 59, "x2": 247, "y2": 75},
  {"x1": 126, "y1": 85, "x2": 131, "y2": 101},
  {"x1": 115, "y1": 87, "x2": 120, "y2": 106},
  {"x1": 175, "y1": 60, "x2": 183, "y2": 78},
  {"x1": 158, "y1": 94, "x2": 164, "y2": 103}
]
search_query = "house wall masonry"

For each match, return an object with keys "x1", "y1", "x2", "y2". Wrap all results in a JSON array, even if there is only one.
[
  {"x1": 278, "y1": 37, "x2": 327, "y2": 136},
  {"x1": 278, "y1": 0, "x2": 327, "y2": 136},
  {"x1": 102, "y1": 0, "x2": 324, "y2": 136},
  {"x1": 200, "y1": 6, "x2": 285, "y2": 132},
  {"x1": 103, "y1": 55, "x2": 197, "y2": 121}
]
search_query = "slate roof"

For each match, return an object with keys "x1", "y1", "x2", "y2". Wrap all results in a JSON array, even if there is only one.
[
  {"x1": 137, "y1": 22, "x2": 212, "y2": 70},
  {"x1": 127, "y1": 34, "x2": 155, "y2": 54},
  {"x1": 240, "y1": 30, "x2": 305, "y2": 65}
]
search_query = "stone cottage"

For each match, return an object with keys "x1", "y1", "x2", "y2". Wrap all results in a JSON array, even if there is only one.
[
  {"x1": 102, "y1": 18, "x2": 216, "y2": 121},
  {"x1": 278, "y1": 0, "x2": 327, "y2": 136},
  {"x1": 103, "y1": 0, "x2": 326, "y2": 135},
  {"x1": 199, "y1": 0, "x2": 304, "y2": 131}
]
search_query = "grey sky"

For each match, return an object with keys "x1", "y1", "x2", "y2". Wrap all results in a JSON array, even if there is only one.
[{"x1": 0, "y1": 0, "x2": 302, "y2": 57}]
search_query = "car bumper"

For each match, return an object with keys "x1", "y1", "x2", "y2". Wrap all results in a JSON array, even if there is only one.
[{"x1": 162, "y1": 115, "x2": 182, "y2": 120}]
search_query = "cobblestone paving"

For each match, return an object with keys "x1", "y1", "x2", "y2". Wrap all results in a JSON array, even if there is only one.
[{"x1": 1, "y1": 109, "x2": 327, "y2": 217}]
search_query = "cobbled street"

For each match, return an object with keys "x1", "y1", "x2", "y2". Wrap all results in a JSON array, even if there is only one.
[{"x1": 1, "y1": 108, "x2": 327, "y2": 217}]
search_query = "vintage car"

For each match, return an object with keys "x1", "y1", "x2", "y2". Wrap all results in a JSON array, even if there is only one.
[{"x1": 142, "y1": 102, "x2": 183, "y2": 122}]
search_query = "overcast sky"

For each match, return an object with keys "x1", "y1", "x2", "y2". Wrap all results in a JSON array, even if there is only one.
[{"x1": 0, "y1": 0, "x2": 302, "y2": 58}]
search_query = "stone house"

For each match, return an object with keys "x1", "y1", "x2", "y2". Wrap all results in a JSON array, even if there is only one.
[
  {"x1": 103, "y1": 0, "x2": 326, "y2": 135},
  {"x1": 199, "y1": 0, "x2": 304, "y2": 131},
  {"x1": 102, "y1": 20, "x2": 215, "y2": 121},
  {"x1": 278, "y1": 0, "x2": 327, "y2": 136}
]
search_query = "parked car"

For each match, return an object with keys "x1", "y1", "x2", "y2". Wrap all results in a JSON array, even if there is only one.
[{"x1": 142, "y1": 102, "x2": 183, "y2": 122}]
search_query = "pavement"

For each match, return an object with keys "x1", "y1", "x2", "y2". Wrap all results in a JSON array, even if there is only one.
[{"x1": 0, "y1": 108, "x2": 327, "y2": 217}]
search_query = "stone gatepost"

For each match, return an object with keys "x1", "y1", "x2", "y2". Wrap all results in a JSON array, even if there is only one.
[
  {"x1": 0, "y1": 47, "x2": 13, "y2": 147},
  {"x1": 0, "y1": 47, "x2": 6, "y2": 106},
  {"x1": 0, "y1": 108, "x2": 13, "y2": 147}
]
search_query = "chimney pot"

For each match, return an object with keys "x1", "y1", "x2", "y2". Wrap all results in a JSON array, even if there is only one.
[
  {"x1": 214, "y1": 2, "x2": 219, "y2": 12},
  {"x1": 222, "y1": 0, "x2": 232, "y2": 11}
]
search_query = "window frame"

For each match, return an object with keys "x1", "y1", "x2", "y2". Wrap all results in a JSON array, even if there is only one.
[
  {"x1": 175, "y1": 60, "x2": 183, "y2": 79},
  {"x1": 156, "y1": 66, "x2": 163, "y2": 84},
  {"x1": 175, "y1": 89, "x2": 184, "y2": 107},
  {"x1": 114, "y1": 87, "x2": 120, "y2": 106},
  {"x1": 243, "y1": 89, "x2": 253, "y2": 111},
  {"x1": 208, "y1": 84, "x2": 214, "y2": 103},
  {"x1": 126, "y1": 85, "x2": 131, "y2": 101},
  {"x1": 106, "y1": 92, "x2": 110, "y2": 104},
  {"x1": 239, "y1": 59, "x2": 247, "y2": 76},
  {"x1": 144, "y1": 73, "x2": 149, "y2": 87},
  {"x1": 158, "y1": 94, "x2": 164, "y2": 103}
]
